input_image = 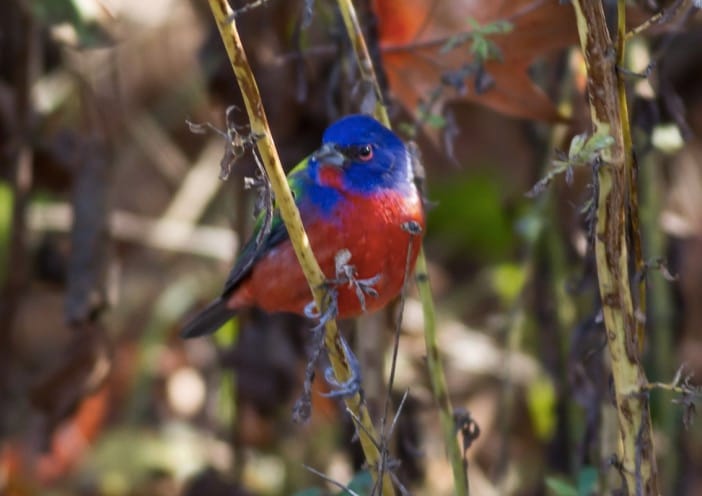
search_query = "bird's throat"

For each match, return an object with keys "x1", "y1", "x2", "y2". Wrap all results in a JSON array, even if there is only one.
[{"x1": 317, "y1": 165, "x2": 345, "y2": 190}]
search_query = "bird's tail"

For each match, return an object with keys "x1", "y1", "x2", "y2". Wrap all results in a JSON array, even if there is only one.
[{"x1": 181, "y1": 298, "x2": 237, "y2": 338}]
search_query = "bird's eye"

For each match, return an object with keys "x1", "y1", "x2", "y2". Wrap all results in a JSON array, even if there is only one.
[{"x1": 357, "y1": 144, "x2": 373, "y2": 161}]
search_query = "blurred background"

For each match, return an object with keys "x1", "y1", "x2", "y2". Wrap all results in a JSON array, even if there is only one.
[{"x1": 1, "y1": 0, "x2": 702, "y2": 494}]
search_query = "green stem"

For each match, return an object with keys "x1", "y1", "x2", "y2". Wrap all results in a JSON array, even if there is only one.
[
  {"x1": 335, "y1": 0, "x2": 466, "y2": 493},
  {"x1": 641, "y1": 149, "x2": 677, "y2": 493},
  {"x1": 416, "y1": 253, "x2": 468, "y2": 494},
  {"x1": 336, "y1": 0, "x2": 390, "y2": 126},
  {"x1": 617, "y1": 1, "x2": 646, "y2": 353}
]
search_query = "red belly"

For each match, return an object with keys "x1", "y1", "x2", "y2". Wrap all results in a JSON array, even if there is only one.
[{"x1": 226, "y1": 190, "x2": 425, "y2": 318}]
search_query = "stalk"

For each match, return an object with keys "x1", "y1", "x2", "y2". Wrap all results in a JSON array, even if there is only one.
[
  {"x1": 336, "y1": 0, "x2": 466, "y2": 493},
  {"x1": 571, "y1": 2, "x2": 658, "y2": 493}
]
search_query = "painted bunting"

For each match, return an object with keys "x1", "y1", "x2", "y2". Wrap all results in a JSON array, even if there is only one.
[{"x1": 182, "y1": 114, "x2": 425, "y2": 338}]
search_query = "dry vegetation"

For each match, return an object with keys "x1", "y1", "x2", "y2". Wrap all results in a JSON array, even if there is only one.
[{"x1": 2, "y1": 0, "x2": 702, "y2": 495}]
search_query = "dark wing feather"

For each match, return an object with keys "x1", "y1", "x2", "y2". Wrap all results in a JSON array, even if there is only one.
[
  {"x1": 221, "y1": 156, "x2": 309, "y2": 295},
  {"x1": 221, "y1": 217, "x2": 290, "y2": 296},
  {"x1": 180, "y1": 157, "x2": 310, "y2": 339},
  {"x1": 181, "y1": 215, "x2": 290, "y2": 339},
  {"x1": 181, "y1": 297, "x2": 236, "y2": 338}
]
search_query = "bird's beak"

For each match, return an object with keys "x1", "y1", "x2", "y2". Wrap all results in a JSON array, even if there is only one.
[{"x1": 311, "y1": 143, "x2": 347, "y2": 168}]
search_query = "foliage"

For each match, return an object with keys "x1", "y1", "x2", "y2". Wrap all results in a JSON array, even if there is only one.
[{"x1": 1, "y1": 0, "x2": 702, "y2": 495}]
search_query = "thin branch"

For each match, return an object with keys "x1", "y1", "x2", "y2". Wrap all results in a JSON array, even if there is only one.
[
  {"x1": 617, "y1": 1, "x2": 647, "y2": 355},
  {"x1": 381, "y1": 228, "x2": 419, "y2": 430},
  {"x1": 644, "y1": 382, "x2": 702, "y2": 397},
  {"x1": 206, "y1": 0, "x2": 391, "y2": 491},
  {"x1": 334, "y1": 1, "x2": 465, "y2": 493},
  {"x1": 377, "y1": 230, "x2": 419, "y2": 488},
  {"x1": 345, "y1": 406, "x2": 383, "y2": 452},
  {"x1": 303, "y1": 464, "x2": 362, "y2": 496},
  {"x1": 336, "y1": 0, "x2": 389, "y2": 125},
  {"x1": 624, "y1": 0, "x2": 691, "y2": 41}
]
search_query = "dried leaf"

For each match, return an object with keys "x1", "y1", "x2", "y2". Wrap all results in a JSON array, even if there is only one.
[{"x1": 373, "y1": 0, "x2": 577, "y2": 122}]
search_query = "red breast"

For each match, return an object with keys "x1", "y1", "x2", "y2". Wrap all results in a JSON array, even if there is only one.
[{"x1": 225, "y1": 190, "x2": 425, "y2": 318}]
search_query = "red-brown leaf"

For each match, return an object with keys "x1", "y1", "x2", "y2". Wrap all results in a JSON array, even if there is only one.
[{"x1": 374, "y1": 0, "x2": 577, "y2": 121}]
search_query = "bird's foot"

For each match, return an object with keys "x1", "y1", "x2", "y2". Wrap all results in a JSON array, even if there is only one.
[
  {"x1": 324, "y1": 249, "x2": 380, "y2": 313},
  {"x1": 294, "y1": 291, "x2": 361, "y2": 422},
  {"x1": 322, "y1": 333, "x2": 363, "y2": 399},
  {"x1": 293, "y1": 307, "x2": 333, "y2": 423},
  {"x1": 295, "y1": 290, "x2": 339, "y2": 423},
  {"x1": 303, "y1": 287, "x2": 339, "y2": 332}
]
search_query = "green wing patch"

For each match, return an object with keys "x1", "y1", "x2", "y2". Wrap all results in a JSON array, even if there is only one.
[{"x1": 221, "y1": 156, "x2": 310, "y2": 296}]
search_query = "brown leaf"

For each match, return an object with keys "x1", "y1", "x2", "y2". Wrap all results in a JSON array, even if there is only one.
[{"x1": 373, "y1": 0, "x2": 577, "y2": 122}]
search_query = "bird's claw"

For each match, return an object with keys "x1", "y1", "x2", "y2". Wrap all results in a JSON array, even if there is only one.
[
  {"x1": 324, "y1": 249, "x2": 381, "y2": 313},
  {"x1": 303, "y1": 300, "x2": 321, "y2": 319},
  {"x1": 321, "y1": 334, "x2": 363, "y2": 398},
  {"x1": 304, "y1": 288, "x2": 339, "y2": 332},
  {"x1": 301, "y1": 251, "x2": 368, "y2": 400},
  {"x1": 294, "y1": 299, "x2": 336, "y2": 424}
]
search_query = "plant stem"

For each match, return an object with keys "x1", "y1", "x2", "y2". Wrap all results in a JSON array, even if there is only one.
[
  {"x1": 617, "y1": 2, "x2": 646, "y2": 353},
  {"x1": 641, "y1": 150, "x2": 677, "y2": 494},
  {"x1": 571, "y1": 1, "x2": 658, "y2": 494},
  {"x1": 206, "y1": 1, "x2": 392, "y2": 493},
  {"x1": 415, "y1": 253, "x2": 468, "y2": 495},
  {"x1": 335, "y1": 0, "x2": 466, "y2": 494},
  {"x1": 336, "y1": 0, "x2": 389, "y2": 126}
]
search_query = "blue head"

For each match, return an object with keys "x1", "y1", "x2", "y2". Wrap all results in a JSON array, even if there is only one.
[{"x1": 308, "y1": 114, "x2": 415, "y2": 195}]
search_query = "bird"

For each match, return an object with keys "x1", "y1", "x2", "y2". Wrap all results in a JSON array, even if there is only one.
[{"x1": 182, "y1": 114, "x2": 425, "y2": 339}]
